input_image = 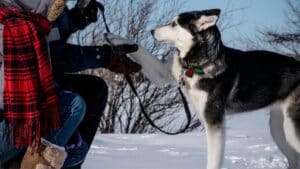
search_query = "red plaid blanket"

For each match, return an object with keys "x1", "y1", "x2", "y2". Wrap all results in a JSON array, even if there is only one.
[{"x1": 0, "y1": 5, "x2": 61, "y2": 147}]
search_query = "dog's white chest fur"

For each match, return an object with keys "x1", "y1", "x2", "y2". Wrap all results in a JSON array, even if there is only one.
[{"x1": 171, "y1": 53, "x2": 208, "y2": 120}]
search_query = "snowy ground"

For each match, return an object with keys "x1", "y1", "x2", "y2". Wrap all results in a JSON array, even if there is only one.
[{"x1": 83, "y1": 109, "x2": 288, "y2": 169}]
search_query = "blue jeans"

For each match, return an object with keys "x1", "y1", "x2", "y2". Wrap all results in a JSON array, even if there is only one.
[
  {"x1": 0, "y1": 91, "x2": 86, "y2": 165},
  {"x1": 50, "y1": 91, "x2": 86, "y2": 147}
]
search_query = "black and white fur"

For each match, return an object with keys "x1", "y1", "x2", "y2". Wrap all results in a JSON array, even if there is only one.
[{"x1": 152, "y1": 9, "x2": 300, "y2": 169}]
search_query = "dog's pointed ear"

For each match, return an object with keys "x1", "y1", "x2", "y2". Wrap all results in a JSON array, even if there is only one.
[{"x1": 194, "y1": 9, "x2": 221, "y2": 31}]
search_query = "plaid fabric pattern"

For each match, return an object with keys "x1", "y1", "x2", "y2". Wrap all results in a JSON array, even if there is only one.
[{"x1": 0, "y1": 5, "x2": 61, "y2": 147}]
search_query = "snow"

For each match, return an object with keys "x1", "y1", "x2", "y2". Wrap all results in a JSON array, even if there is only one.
[{"x1": 83, "y1": 109, "x2": 288, "y2": 169}]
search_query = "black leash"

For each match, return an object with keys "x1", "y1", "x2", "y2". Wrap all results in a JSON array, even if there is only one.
[
  {"x1": 97, "y1": 2, "x2": 192, "y2": 135},
  {"x1": 125, "y1": 76, "x2": 192, "y2": 135}
]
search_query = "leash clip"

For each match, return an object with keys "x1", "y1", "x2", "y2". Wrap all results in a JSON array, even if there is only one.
[{"x1": 179, "y1": 70, "x2": 191, "y2": 89}]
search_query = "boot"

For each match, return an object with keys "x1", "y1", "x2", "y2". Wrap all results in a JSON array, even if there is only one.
[
  {"x1": 20, "y1": 143, "x2": 50, "y2": 169},
  {"x1": 64, "y1": 132, "x2": 88, "y2": 168},
  {"x1": 41, "y1": 139, "x2": 67, "y2": 169},
  {"x1": 20, "y1": 139, "x2": 67, "y2": 169}
]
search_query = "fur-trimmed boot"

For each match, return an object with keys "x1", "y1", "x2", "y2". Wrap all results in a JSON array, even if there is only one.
[{"x1": 20, "y1": 139, "x2": 67, "y2": 169}]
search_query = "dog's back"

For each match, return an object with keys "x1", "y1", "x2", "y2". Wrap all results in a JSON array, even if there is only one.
[{"x1": 224, "y1": 47, "x2": 300, "y2": 112}]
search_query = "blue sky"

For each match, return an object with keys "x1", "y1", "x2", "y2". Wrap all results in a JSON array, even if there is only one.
[{"x1": 182, "y1": 0, "x2": 288, "y2": 48}]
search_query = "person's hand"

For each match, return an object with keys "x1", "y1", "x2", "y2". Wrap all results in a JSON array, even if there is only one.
[
  {"x1": 103, "y1": 44, "x2": 142, "y2": 74},
  {"x1": 70, "y1": 0, "x2": 99, "y2": 30}
]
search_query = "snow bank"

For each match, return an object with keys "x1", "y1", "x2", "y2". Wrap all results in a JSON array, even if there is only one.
[{"x1": 83, "y1": 109, "x2": 288, "y2": 169}]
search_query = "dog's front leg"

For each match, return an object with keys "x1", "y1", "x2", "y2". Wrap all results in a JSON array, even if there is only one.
[
  {"x1": 204, "y1": 120, "x2": 225, "y2": 169},
  {"x1": 204, "y1": 100, "x2": 225, "y2": 169}
]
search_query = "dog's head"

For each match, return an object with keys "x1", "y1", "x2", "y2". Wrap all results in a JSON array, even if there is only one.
[
  {"x1": 152, "y1": 9, "x2": 221, "y2": 57},
  {"x1": 152, "y1": 9, "x2": 227, "y2": 78}
]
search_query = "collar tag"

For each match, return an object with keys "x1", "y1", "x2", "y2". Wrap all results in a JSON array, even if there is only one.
[
  {"x1": 194, "y1": 67, "x2": 204, "y2": 75},
  {"x1": 185, "y1": 69, "x2": 194, "y2": 78},
  {"x1": 184, "y1": 67, "x2": 204, "y2": 78}
]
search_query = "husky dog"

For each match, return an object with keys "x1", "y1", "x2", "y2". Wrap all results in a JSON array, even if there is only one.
[{"x1": 152, "y1": 9, "x2": 300, "y2": 169}]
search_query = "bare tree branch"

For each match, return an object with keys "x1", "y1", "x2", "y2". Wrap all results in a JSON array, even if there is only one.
[{"x1": 68, "y1": 1, "x2": 248, "y2": 134}]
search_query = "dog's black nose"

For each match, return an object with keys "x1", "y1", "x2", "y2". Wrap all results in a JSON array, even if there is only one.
[{"x1": 151, "y1": 30, "x2": 155, "y2": 36}]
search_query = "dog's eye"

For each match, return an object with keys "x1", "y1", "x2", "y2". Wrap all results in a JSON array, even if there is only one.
[{"x1": 171, "y1": 21, "x2": 177, "y2": 27}]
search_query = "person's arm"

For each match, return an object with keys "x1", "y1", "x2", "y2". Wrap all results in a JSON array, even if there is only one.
[
  {"x1": 51, "y1": 8, "x2": 77, "y2": 41},
  {"x1": 50, "y1": 41, "x2": 109, "y2": 73},
  {"x1": 52, "y1": 1, "x2": 102, "y2": 42},
  {"x1": 50, "y1": 1, "x2": 141, "y2": 75},
  {"x1": 50, "y1": 40, "x2": 141, "y2": 75}
]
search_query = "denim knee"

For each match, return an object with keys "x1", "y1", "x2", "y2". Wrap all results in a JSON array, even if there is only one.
[
  {"x1": 69, "y1": 94, "x2": 86, "y2": 123},
  {"x1": 50, "y1": 92, "x2": 87, "y2": 146},
  {"x1": 59, "y1": 92, "x2": 86, "y2": 124}
]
